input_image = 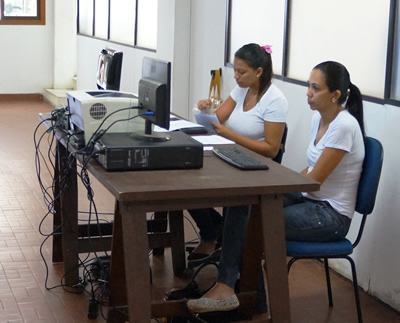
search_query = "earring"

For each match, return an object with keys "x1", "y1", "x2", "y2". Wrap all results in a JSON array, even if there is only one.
[{"x1": 331, "y1": 98, "x2": 336, "y2": 103}]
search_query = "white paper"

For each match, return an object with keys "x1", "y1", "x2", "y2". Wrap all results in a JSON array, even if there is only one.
[{"x1": 192, "y1": 135, "x2": 234, "y2": 146}]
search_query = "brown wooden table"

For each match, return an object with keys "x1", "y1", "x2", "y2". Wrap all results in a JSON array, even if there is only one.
[
  {"x1": 47, "y1": 117, "x2": 319, "y2": 322},
  {"x1": 77, "y1": 150, "x2": 317, "y2": 322}
]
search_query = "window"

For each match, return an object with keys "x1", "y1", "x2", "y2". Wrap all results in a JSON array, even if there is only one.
[
  {"x1": 109, "y1": 0, "x2": 136, "y2": 45},
  {"x1": 0, "y1": 0, "x2": 45, "y2": 25},
  {"x1": 287, "y1": 0, "x2": 390, "y2": 98},
  {"x1": 78, "y1": 0, "x2": 94, "y2": 36},
  {"x1": 226, "y1": 0, "x2": 286, "y2": 75},
  {"x1": 94, "y1": 0, "x2": 108, "y2": 39},
  {"x1": 78, "y1": 0, "x2": 157, "y2": 51},
  {"x1": 136, "y1": 0, "x2": 157, "y2": 50},
  {"x1": 227, "y1": 0, "x2": 400, "y2": 105}
]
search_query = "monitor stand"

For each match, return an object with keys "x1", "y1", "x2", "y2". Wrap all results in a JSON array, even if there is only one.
[{"x1": 130, "y1": 120, "x2": 171, "y2": 142}]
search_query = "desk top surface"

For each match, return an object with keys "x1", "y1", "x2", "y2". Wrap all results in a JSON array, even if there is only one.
[
  {"x1": 87, "y1": 153, "x2": 319, "y2": 202},
  {"x1": 40, "y1": 113, "x2": 319, "y2": 202}
]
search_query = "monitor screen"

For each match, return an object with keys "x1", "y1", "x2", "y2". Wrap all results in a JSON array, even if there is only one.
[
  {"x1": 96, "y1": 48, "x2": 123, "y2": 91},
  {"x1": 138, "y1": 57, "x2": 171, "y2": 134}
]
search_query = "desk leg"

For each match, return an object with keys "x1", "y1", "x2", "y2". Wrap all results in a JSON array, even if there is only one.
[
  {"x1": 260, "y1": 194, "x2": 290, "y2": 323},
  {"x1": 58, "y1": 144, "x2": 79, "y2": 287},
  {"x1": 119, "y1": 201, "x2": 151, "y2": 322},
  {"x1": 241, "y1": 205, "x2": 263, "y2": 292},
  {"x1": 109, "y1": 202, "x2": 127, "y2": 307},
  {"x1": 52, "y1": 145, "x2": 63, "y2": 263}
]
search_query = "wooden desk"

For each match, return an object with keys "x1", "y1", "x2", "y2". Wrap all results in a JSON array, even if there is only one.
[
  {"x1": 47, "y1": 118, "x2": 319, "y2": 322},
  {"x1": 76, "y1": 150, "x2": 317, "y2": 322}
]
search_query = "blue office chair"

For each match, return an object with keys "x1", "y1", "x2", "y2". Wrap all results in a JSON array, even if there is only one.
[{"x1": 286, "y1": 136, "x2": 383, "y2": 323}]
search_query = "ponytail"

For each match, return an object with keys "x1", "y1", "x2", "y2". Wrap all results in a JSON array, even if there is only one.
[
  {"x1": 346, "y1": 83, "x2": 365, "y2": 137},
  {"x1": 258, "y1": 53, "x2": 272, "y2": 98}
]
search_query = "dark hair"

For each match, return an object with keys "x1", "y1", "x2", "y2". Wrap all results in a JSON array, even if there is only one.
[
  {"x1": 235, "y1": 43, "x2": 272, "y2": 99},
  {"x1": 313, "y1": 61, "x2": 365, "y2": 136}
]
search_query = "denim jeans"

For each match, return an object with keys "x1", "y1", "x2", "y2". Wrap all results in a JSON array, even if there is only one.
[
  {"x1": 217, "y1": 192, "x2": 351, "y2": 289},
  {"x1": 188, "y1": 208, "x2": 223, "y2": 243},
  {"x1": 284, "y1": 192, "x2": 351, "y2": 241}
]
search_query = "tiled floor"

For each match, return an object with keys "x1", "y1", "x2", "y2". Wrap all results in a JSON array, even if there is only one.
[{"x1": 0, "y1": 98, "x2": 399, "y2": 322}]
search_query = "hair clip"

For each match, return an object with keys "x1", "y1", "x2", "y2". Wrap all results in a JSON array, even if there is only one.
[{"x1": 261, "y1": 44, "x2": 272, "y2": 54}]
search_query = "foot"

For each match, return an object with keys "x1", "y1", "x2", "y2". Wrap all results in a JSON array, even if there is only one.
[
  {"x1": 186, "y1": 283, "x2": 239, "y2": 313},
  {"x1": 202, "y1": 282, "x2": 234, "y2": 299},
  {"x1": 192, "y1": 241, "x2": 217, "y2": 255},
  {"x1": 187, "y1": 241, "x2": 217, "y2": 261}
]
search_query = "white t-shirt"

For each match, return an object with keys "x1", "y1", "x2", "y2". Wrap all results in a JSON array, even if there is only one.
[
  {"x1": 303, "y1": 110, "x2": 365, "y2": 218},
  {"x1": 225, "y1": 84, "x2": 288, "y2": 140}
]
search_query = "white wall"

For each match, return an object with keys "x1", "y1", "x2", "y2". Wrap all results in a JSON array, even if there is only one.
[
  {"x1": 188, "y1": 0, "x2": 400, "y2": 312},
  {"x1": 53, "y1": 0, "x2": 77, "y2": 89},
  {"x1": 0, "y1": 0, "x2": 76, "y2": 94},
  {"x1": 0, "y1": 0, "x2": 54, "y2": 94}
]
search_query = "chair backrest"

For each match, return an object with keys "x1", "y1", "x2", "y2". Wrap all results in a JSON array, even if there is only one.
[
  {"x1": 355, "y1": 136, "x2": 384, "y2": 215},
  {"x1": 273, "y1": 125, "x2": 288, "y2": 164}
]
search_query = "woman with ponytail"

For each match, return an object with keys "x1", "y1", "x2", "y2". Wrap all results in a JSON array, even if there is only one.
[
  {"x1": 186, "y1": 43, "x2": 288, "y2": 265},
  {"x1": 186, "y1": 61, "x2": 365, "y2": 316}
]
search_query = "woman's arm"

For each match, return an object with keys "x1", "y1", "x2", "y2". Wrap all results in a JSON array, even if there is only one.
[
  {"x1": 212, "y1": 121, "x2": 286, "y2": 158},
  {"x1": 305, "y1": 147, "x2": 347, "y2": 183},
  {"x1": 215, "y1": 97, "x2": 236, "y2": 123}
]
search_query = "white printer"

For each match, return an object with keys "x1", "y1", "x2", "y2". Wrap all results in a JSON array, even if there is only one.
[{"x1": 67, "y1": 90, "x2": 145, "y2": 145}]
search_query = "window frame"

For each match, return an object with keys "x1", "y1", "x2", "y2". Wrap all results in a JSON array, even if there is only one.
[
  {"x1": 225, "y1": 0, "x2": 400, "y2": 107},
  {"x1": 385, "y1": 0, "x2": 399, "y2": 104},
  {"x1": 0, "y1": 0, "x2": 45, "y2": 25}
]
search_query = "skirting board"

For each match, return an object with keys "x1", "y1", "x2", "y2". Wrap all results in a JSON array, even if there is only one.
[{"x1": 0, "y1": 93, "x2": 44, "y2": 102}]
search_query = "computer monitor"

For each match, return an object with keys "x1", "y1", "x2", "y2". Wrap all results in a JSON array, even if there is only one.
[
  {"x1": 138, "y1": 57, "x2": 171, "y2": 136},
  {"x1": 96, "y1": 48, "x2": 123, "y2": 91}
]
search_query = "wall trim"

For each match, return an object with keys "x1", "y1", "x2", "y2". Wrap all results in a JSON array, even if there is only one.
[{"x1": 0, "y1": 94, "x2": 44, "y2": 102}]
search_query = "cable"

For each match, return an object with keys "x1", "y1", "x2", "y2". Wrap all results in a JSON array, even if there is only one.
[
  {"x1": 76, "y1": 111, "x2": 151, "y2": 169},
  {"x1": 34, "y1": 109, "x2": 159, "y2": 319},
  {"x1": 80, "y1": 105, "x2": 143, "y2": 152}
]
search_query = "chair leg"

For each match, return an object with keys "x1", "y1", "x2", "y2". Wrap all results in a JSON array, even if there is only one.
[
  {"x1": 345, "y1": 255, "x2": 363, "y2": 323},
  {"x1": 151, "y1": 211, "x2": 168, "y2": 255},
  {"x1": 324, "y1": 258, "x2": 333, "y2": 306}
]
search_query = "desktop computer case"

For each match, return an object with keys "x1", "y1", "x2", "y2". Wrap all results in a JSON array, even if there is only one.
[{"x1": 96, "y1": 131, "x2": 203, "y2": 171}]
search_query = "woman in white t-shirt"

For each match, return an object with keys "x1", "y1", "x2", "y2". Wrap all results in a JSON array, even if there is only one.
[
  {"x1": 187, "y1": 43, "x2": 288, "y2": 265},
  {"x1": 187, "y1": 61, "x2": 365, "y2": 314}
]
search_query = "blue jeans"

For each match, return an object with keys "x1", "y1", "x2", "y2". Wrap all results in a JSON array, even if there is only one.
[
  {"x1": 188, "y1": 208, "x2": 223, "y2": 243},
  {"x1": 217, "y1": 192, "x2": 351, "y2": 289}
]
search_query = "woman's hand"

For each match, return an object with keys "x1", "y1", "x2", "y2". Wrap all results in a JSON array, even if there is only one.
[
  {"x1": 197, "y1": 99, "x2": 212, "y2": 111},
  {"x1": 212, "y1": 122, "x2": 232, "y2": 137}
]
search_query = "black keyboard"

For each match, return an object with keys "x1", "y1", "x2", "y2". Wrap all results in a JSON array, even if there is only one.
[{"x1": 212, "y1": 146, "x2": 269, "y2": 170}]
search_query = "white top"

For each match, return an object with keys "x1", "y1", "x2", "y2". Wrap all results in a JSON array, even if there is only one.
[
  {"x1": 225, "y1": 84, "x2": 288, "y2": 140},
  {"x1": 303, "y1": 110, "x2": 365, "y2": 218}
]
